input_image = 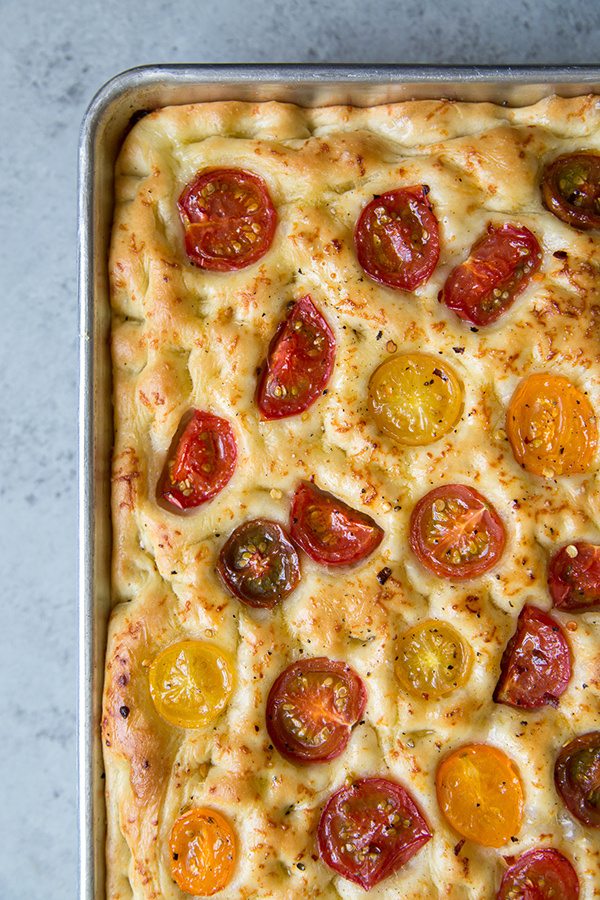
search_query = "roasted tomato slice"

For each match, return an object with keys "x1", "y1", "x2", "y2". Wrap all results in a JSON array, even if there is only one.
[
  {"x1": 440, "y1": 223, "x2": 542, "y2": 326},
  {"x1": 396, "y1": 619, "x2": 473, "y2": 700},
  {"x1": 541, "y1": 152, "x2": 600, "y2": 230},
  {"x1": 216, "y1": 518, "x2": 300, "y2": 609},
  {"x1": 555, "y1": 732, "x2": 600, "y2": 827},
  {"x1": 266, "y1": 657, "x2": 366, "y2": 764},
  {"x1": 159, "y1": 410, "x2": 237, "y2": 510},
  {"x1": 436, "y1": 743, "x2": 524, "y2": 848},
  {"x1": 506, "y1": 373, "x2": 597, "y2": 478},
  {"x1": 409, "y1": 484, "x2": 506, "y2": 580},
  {"x1": 548, "y1": 542, "x2": 600, "y2": 611},
  {"x1": 178, "y1": 167, "x2": 277, "y2": 270},
  {"x1": 170, "y1": 808, "x2": 236, "y2": 896},
  {"x1": 355, "y1": 185, "x2": 440, "y2": 291},
  {"x1": 493, "y1": 605, "x2": 571, "y2": 710},
  {"x1": 497, "y1": 848, "x2": 580, "y2": 900},
  {"x1": 257, "y1": 295, "x2": 335, "y2": 419},
  {"x1": 290, "y1": 481, "x2": 384, "y2": 567},
  {"x1": 318, "y1": 777, "x2": 432, "y2": 890}
]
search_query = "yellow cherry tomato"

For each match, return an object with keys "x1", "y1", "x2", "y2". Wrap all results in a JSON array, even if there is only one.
[
  {"x1": 149, "y1": 640, "x2": 234, "y2": 729},
  {"x1": 170, "y1": 807, "x2": 236, "y2": 896},
  {"x1": 396, "y1": 619, "x2": 473, "y2": 699},
  {"x1": 368, "y1": 353, "x2": 464, "y2": 446},
  {"x1": 436, "y1": 743, "x2": 524, "y2": 847}
]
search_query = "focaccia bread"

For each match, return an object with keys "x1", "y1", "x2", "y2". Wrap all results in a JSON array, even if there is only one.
[{"x1": 104, "y1": 95, "x2": 600, "y2": 899}]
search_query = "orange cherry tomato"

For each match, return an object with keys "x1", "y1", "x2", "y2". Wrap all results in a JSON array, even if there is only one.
[
  {"x1": 170, "y1": 808, "x2": 236, "y2": 896},
  {"x1": 436, "y1": 743, "x2": 524, "y2": 847}
]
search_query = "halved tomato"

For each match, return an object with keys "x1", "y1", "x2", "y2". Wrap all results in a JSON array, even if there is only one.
[
  {"x1": 554, "y1": 732, "x2": 600, "y2": 827},
  {"x1": 266, "y1": 657, "x2": 366, "y2": 764},
  {"x1": 317, "y1": 777, "x2": 432, "y2": 890},
  {"x1": 290, "y1": 481, "x2": 384, "y2": 567},
  {"x1": 409, "y1": 484, "x2": 506, "y2": 580},
  {"x1": 170, "y1": 808, "x2": 236, "y2": 896},
  {"x1": 440, "y1": 223, "x2": 542, "y2": 326},
  {"x1": 178, "y1": 167, "x2": 277, "y2": 270},
  {"x1": 355, "y1": 185, "x2": 440, "y2": 291},
  {"x1": 257, "y1": 295, "x2": 335, "y2": 419},
  {"x1": 541, "y1": 152, "x2": 600, "y2": 230},
  {"x1": 497, "y1": 848, "x2": 580, "y2": 900},
  {"x1": 396, "y1": 619, "x2": 473, "y2": 700},
  {"x1": 493, "y1": 605, "x2": 571, "y2": 710},
  {"x1": 548, "y1": 542, "x2": 600, "y2": 611}
]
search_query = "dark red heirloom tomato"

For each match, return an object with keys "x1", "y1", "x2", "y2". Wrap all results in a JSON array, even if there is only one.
[
  {"x1": 440, "y1": 223, "x2": 541, "y2": 326},
  {"x1": 354, "y1": 185, "x2": 440, "y2": 291},
  {"x1": 178, "y1": 168, "x2": 277, "y2": 270},
  {"x1": 541, "y1": 152, "x2": 600, "y2": 230},
  {"x1": 493, "y1": 605, "x2": 571, "y2": 710},
  {"x1": 497, "y1": 848, "x2": 580, "y2": 900},
  {"x1": 554, "y1": 732, "x2": 600, "y2": 827},
  {"x1": 257, "y1": 296, "x2": 335, "y2": 419},
  {"x1": 216, "y1": 518, "x2": 300, "y2": 608},
  {"x1": 290, "y1": 481, "x2": 384, "y2": 567},
  {"x1": 548, "y1": 542, "x2": 600, "y2": 612},
  {"x1": 318, "y1": 777, "x2": 431, "y2": 890},
  {"x1": 158, "y1": 411, "x2": 237, "y2": 510},
  {"x1": 409, "y1": 484, "x2": 505, "y2": 580},
  {"x1": 266, "y1": 657, "x2": 366, "y2": 763}
]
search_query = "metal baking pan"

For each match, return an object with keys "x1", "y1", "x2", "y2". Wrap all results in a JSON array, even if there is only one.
[{"x1": 78, "y1": 63, "x2": 600, "y2": 899}]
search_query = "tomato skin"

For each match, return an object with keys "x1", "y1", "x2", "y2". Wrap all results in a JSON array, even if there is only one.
[
  {"x1": 178, "y1": 168, "x2": 277, "y2": 270},
  {"x1": 290, "y1": 481, "x2": 384, "y2": 567},
  {"x1": 266, "y1": 657, "x2": 367, "y2": 764},
  {"x1": 541, "y1": 152, "x2": 600, "y2": 231},
  {"x1": 409, "y1": 484, "x2": 506, "y2": 580},
  {"x1": 318, "y1": 777, "x2": 432, "y2": 890},
  {"x1": 355, "y1": 185, "x2": 440, "y2": 291},
  {"x1": 440, "y1": 223, "x2": 541, "y2": 326},
  {"x1": 554, "y1": 732, "x2": 600, "y2": 827},
  {"x1": 548, "y1": 542, "x2": 600, "y2": 611},
  {"x1": 257, "y1": 296, "x2": 335, "y2": 419},
  {"x1": 169, "y1": 808, "x2": 236, "y2": 896},
  {"x1": 497, "y1": 848, "x2": 580, "y2": 900},
  {"x1": 493, "y1": 605, "x2": 571, "y2": 710}
]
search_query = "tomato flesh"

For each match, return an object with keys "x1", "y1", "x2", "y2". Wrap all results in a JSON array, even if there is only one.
[
  {"x1": 355, "y1": 185, "x2": 440, "y2": 291},
  {"x1": 290, "y1": 481, "x2": 384, "y2": 567},
  {"x1": 170, "y1": 808, "x2": 236, "y2": 896},
  {"x1": 548, "y1": 542, "x2": 600, "y2": 611},
  {"x1": 542, "y1": 152, "x2": 600, "y2": 230},
  {"x1": 555, "y1": 732, "x2": 600, "y2": 827},
  {"x1": 266, "y1": 657, "x2": 366, "y2": 764},
  {"x1": 318, "y1": 777, "x2": 431, "y2": 890},
  {"x1": 497, "y1": 848, "x2": 580, "y2": 900},
  {"x1": 257, "y1": 295, "x2": 335, "y2": 419},
  {"x1": 396, "y1": 619, "x2": 473, "y2": 699}
]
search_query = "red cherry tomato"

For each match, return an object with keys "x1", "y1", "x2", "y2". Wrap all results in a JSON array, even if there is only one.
[
  {"x1": 178, "y1": 168, "x2": 277, "y2": 270},
  {"x1": 409, "y1": 484, "x2": 506, "y2": 580},
  {"x1": 354, "y1": 185, "x2": 440, "y2": 291},
  {"x1": 497, "y1": 848, "x2": 580, "y2": 900},
  {"x1": 290, "y1": 481, "x2": 384, "y2": 567},
  {"x1": 257, "y1": 296, "x2": 335, "y2": 419},
  {"x1": 318, "y1": 777, "x2": 432, "y2": 890},
  {"x1": 555, "y1": 732, "x2": 600, "y2": 827},
  {"x1": 541, "y1": 152, "x2": 600, "y2": 231},
  {"x1": 548, "y1": 542, "x2": 600, "y2": 612},
  {"x1": 266, "y1": 657, "x2": 366, "y2": 764},
  {"x1": 493, "y1": 605, "x2": 571, "y2": 710},
  {"x1": 158, "y1": 411, "x2": 237, "y2": 510},
  {"x1": 440, "y1": 223, "x2": 542, "y2": 326}
]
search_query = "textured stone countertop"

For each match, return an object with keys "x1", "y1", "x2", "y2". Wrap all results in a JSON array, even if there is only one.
[{"x1": 0, "y1": 0, "x2": 597, "y2": 896}]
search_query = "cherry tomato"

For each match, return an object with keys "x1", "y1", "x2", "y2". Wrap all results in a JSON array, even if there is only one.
[
  {"x1": 554, "y1": 732, "x2": 600, "y2": 827},
  {"x1": 493, "y1": 605, "x2": 571, "y2": 710},
  {"x1": 290, "y1": 481, "x2": 384, "y2": 567},
  {"x1": 548, "y1": 542, "x2": 600, "y2": 611},
  {"x1": 178, "y1": 168, "x2": 277, "y2": 270},
  {"x1": 506, "y1": 373, "x2": 597, "y2": 478},
  {"x1": 396, "y1": 619, "x2": 473, "y2": 700},
  {"x1": 170, "y1": 808, "x2": 236, "y2": 896},
  {"x1": 266, "y1": 657, "x2": 367, "y2": 764},
  {"x1": 368, "y1": 353, "x2": 464, "y2": 446},
  {"x1": 436, "y1": 743, "x2": 524, "y2": 847},
  {"x1": 497, "y1": 848, "x2": 580, "y2": 900},
  {"x1": 148, "y1": 641, "x2": 234, "y2": 729},
  {"x1": 409, "y1": 484, "x2": 506, "y2": 580},
  {"x1": 355, "y1": 185, "x2": 440, "y2": 291},
  {"x1": 158, "y1": 410, "x2": 237, "y2": 511},
  {"x1": 440, "y1": 223, "x2": 542, "y2": 326},
  {"x1": 541, "y1": 152, "x2": 600, "y2": 231},
  {"x1": 317, "y1": 777, "x2": 432, "y2": 890},
  {"x1": 257, "y1": 295, "x2": 335, "y2": 419}
]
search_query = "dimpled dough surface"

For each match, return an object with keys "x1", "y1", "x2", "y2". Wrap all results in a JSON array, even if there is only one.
[{"x1": 103, "y1": 96, "x2": 600, "y2": 899}]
